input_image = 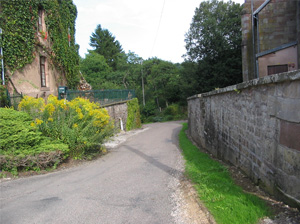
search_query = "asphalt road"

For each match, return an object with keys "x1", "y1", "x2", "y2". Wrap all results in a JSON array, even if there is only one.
[{"x1": 0, "y1": 121, "x2": 186, "y2": 224}]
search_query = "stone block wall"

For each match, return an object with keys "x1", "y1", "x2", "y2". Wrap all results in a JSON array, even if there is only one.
[
  {"x1": 104, "y1": 101, "x2": 128, "y2": 131},
  {"x1": 188, "y1": 70, "x2": 300, "y2": 208},
  {"x1": 258, "y1": 0, "x2": 297, "y2": 52}
]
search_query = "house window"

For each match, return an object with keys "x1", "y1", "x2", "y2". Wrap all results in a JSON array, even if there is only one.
[
  {"x1": 267, "y1": 64, "x2": 288, "y2": 76},
  {"x1": 38, "y1": 9, "x2": 43, "y2": 31},
  {"x1": 40, "y1": 56, "x2": 46, "y2": 87}
]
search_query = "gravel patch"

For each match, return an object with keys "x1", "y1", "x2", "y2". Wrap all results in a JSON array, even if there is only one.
[{"x1": 103, "y1": 127, "x2": 149, "y2": 149}]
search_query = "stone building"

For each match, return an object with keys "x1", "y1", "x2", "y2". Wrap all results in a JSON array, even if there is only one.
[
  {"x1": 6, "y1": 8, "x2": 67, "y2": 98},
  {"x1": 1, "y1": 1, "x2": 80, "y2": 99},
  {"x1": 241, "y1": 0, "x2": 300, "y2": 81}
]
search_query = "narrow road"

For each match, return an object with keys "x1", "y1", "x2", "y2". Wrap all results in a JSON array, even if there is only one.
[{"x1": 1, "y1": 121, "x2": 204, "y2": 224}]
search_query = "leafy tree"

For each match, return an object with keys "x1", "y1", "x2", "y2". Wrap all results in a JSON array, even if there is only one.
[
  {"x1": 184, "y1": 0, "x2": 243, "y2": 91},
  {"x1": 112, "y1": 52, "x2": 135, "y2": 89},
  {"x1": 90, "y1": 25, "x2": 123, "y2": 70},
  {"x1": 126, "y1": 51, "x2": 143, "y2": 65},
  {"x1": 80, "y1": 52, "x2": 112, "y2": 89},
  {"x1": 141, "y1": 58, "x2": 181, "y2": 109},
  {"x1": 150, "y1": 60, "x2": 181, "y2": 107},
  {"x1": 120, "y1": 51, "x2": 143, "y2": 89},
  {"x1": 178, "y1": 61, "x2": 199, "y2": 102},
  {"x1": 80, "y1": 50, "x2": 144, "y2": 90}
]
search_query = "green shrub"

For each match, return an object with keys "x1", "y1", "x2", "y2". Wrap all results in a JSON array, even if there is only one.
[
  {"x1": 0, "y1": 108, "x2": 69, "y2": 173},
  {"x1": 141, "y1": 103, "x2": 187, "y2": 123},
  {"x1": 163, "y1": 115, "x2": 173, "y2": 121},
  {"x1": 162, "y1": 104, "x2": 187, "y2": 121},
  {"x1": 163, "y1": 104, "x2": 180, "y2": 116},
  {"x1": 141, "y1": 101, "x2": 157, "y2": 119},
  {"x1": 126, "y1": 98, "x2": 141, "y2": 131}
]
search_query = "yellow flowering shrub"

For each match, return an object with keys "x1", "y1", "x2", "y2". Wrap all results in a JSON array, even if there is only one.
[
  {"x1": 18, "y1": 95, "x2": 114, "y2": 159},
  {"x1": 44, "y1": 104, "x2": 55, "y2": 117},
  {"x1": 35, "y1": 118, "x2": 43, "y2": 125},
  {"x1": 18, "y1": 96, "x2": 45, "y2": 118},
  {"x1": 47, "y1": 94, "x2": 67, "y2": 110},
  {"x1": 66, "y1": 97, "x2": 110, "y2": 129}
]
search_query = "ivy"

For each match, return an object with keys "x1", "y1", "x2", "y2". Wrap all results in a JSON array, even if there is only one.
[
  {"x1": 0, "y1": 0, "x2": 37, "y2": 73},
  {"x1": 0, "y1": 0, "x2": 80, "y2": 88}
]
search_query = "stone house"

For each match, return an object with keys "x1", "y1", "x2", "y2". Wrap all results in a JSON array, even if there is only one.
[
  {"x1": 6, "y1": 8, "x2": 67, "y2": 98},
  {"x1": 241, "y1": 0, "x2": 300, "y2": 81},
  {"x1": 1, "y1": 0, "x2": 81, "y2": 99}
]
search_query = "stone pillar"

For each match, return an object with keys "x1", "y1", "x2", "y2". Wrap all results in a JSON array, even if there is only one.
[
  {"x1": 241, "y1": 1, "x2": 254, "y2": 82},
  {"x1": 241, "y1": 0, "x2": 265, "y2": 81}
]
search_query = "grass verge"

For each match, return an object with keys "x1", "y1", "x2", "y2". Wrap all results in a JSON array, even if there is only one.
[{"x1": 179, "y1": 123, "x2": 272, "y2": 224}]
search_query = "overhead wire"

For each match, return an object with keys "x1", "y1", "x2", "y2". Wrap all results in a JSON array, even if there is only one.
[{"x1": 149, "y1": 0, "x2": 166, "y2": 58}]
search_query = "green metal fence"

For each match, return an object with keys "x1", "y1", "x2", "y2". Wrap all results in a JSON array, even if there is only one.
[
  {"x1": 7, "y1": 91, "x2": 23, "y2": 109},
  {"x1": 66, "y1": 89, "x2": 135, "y2": 106}
]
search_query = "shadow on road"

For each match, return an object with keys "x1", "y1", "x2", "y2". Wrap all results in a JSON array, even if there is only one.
[{"x1": 123, "y1": 145, "x2": 183, "y2": 179}]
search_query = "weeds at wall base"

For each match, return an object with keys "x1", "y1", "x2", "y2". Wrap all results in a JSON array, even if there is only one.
[{"x1": 179, "y1": 123, "x2": 272, "y2": 224}]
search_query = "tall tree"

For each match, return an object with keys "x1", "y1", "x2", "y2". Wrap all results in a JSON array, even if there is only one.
[
  {"x1": 184, "y1": 0, "x2": 243, "y2": 90},
  {"x1": 90, "y1": 25, "x2": 123, "y2": 70}
]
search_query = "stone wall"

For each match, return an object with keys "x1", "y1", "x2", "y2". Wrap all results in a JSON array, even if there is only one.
[
  {"x1": 187, "y1": 70, "x2": 300, "y2": 208},
  {"x1": 104, "y1": 101, "x2": 128, "y2": 131}
]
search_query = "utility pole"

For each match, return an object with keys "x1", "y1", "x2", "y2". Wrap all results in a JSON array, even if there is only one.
[
  {"x1": 141, "y1": 60, "x2": 145, "y2": 107},
  {"x1": 0, "y1": 28, "x2": 5, "y2": 85}
]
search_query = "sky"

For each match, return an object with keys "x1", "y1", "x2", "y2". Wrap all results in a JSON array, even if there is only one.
[{"x1": 72, "y1": 0, "x2": 245, "y2": 64}]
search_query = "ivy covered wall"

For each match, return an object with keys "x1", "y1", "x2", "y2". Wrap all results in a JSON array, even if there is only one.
[{"x1": 0, "y1": 0, "x2": 80, "y2": 88}]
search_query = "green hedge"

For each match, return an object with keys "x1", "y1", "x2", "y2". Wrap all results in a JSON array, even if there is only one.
[{"x1": 126, "y1": 98, "x2": 141, "y2": 131}]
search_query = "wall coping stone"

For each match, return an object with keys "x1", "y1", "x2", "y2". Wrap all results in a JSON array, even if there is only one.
[
  {"x1": 101, "y1": 100, "x2": 131, "y2": 108},
  {"x1": 187, "y1": 69, "x2": 300, "y2": 100}
]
